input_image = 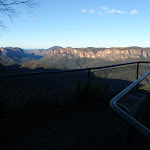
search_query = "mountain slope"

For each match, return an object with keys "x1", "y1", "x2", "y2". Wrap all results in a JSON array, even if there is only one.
[
  {"x1": 0, "y1": 47, "x2": 42, "y2": 66},
  {"x1": 47, "y1": 47, "x2": 150, "y2": 60},
  {"x1": 20, "y1": 46, "x2": 150, "y2": 70},
  {"x1": 25, "y1": 46, "x2": 63, "y2": 56}
]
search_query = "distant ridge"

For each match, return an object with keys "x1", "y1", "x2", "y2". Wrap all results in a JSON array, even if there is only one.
[
  {"x1": 48, "y1": 46, "x2": 63, "y2": 51},
  {"x1": 1, "y1": 46, "x2": 150, "y2": 70},
  {"x1": 26, "y1": 46, "x2": 64, "y2": 56},
  {"x1": 0, "y1": 47, "x2": 42, "y2": 66},
  {"x1": 20, "y1": 46, "x2": 150, "y2": 70}
]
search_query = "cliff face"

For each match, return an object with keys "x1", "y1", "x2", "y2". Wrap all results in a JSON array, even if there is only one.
[
  {"x1": 47, "y1": 47, "x2": 150, "y2": 61},
  {"x1": 1, "y1": 46, "x2": 150, "y2": 62},
  {"x1": 28, "y1": 49, "x2": 49, "y2": 56},
  {"x1": 0, "y1": 47, "x2": 42, "y2": 66},
  {"x1": 27, "y1": 46, "x2": 64, "y2": 56},
  {"x1": 0, "y1": 47, "x2": 25, "y2": 58}
]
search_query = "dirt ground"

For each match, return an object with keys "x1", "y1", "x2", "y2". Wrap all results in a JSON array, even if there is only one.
[{"x1": 0, "y1": 102, "x2": 129, "y2": 150}]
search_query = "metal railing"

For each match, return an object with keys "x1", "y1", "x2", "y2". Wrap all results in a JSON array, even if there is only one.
[
  {"x1": 110, "y1": 70, "x2": 150, "y2": 140},
  {"x1": 0, "y1": 61, "x2": 150, "y2": 93},
  {"x1": 1, "y1": 61, "x2": 150, "y2": 146},
  {"x1": 0, "y1": 61, "x2": 149, "y2": 79},
  {"x1": 1, "y1": 61, "x2": 150, "y2": 110}
]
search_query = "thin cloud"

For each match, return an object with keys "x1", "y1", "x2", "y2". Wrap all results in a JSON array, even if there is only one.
[
  {"x1": 130, "y1": 10, "x2": 139, "y2": 14},
  {"x1": 107, "y1": 9, "x2": 115, "y2": 13},
  {"x1": 100, "y1": 6, "x2": 109, "y2": 11},
  {"x1": 89, "y1": 9, "x2": 95, "y2": 14},
  {"x1": 81, "y1": 7, "x2": 139, "y2": 16},
  {"x1": 117, "y1": 10, "x2": 126, "y2": 14},
  {"x1": 81, "y1": 9, "x2": 87, "y2": 13}
]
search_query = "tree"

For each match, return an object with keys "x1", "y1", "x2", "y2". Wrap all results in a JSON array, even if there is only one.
[
  {"x1": 0, "y1": 0, "x2": 38, "y2": 28},
  {"x1": 72, "y1": 54, "x2": 87, "y2": 69},
  {"x1": 64, "y1": 53, "x2": 88, "y2": 70}
]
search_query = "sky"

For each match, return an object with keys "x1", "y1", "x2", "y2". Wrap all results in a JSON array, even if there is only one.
[{"x1": 0, "y1": 0, "x2": 150, "y2": 49}]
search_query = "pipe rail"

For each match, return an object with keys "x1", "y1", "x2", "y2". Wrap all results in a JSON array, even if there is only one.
[
  {"x1": 110, "y1": 70, "x2": 150, "y2": 140},
  {"x1": 0, "y1": 61, "x2": 150, "y2": 78},
  {"x1": 1, "y1": 61, "x2": 150, "y2": 139}
]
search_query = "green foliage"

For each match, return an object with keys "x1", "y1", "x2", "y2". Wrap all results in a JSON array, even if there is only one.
[{"x1": 0, "y1": 55, "x2": 18, "y2": 66}]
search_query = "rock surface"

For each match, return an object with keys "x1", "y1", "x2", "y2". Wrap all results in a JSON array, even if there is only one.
[{"x1": 47, "y1": 47, "x2": 150, "y2": 61}]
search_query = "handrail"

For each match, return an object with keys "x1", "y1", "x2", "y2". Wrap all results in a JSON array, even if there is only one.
[
  {"x1": 110, "y1": 70, "x2": 150, "y2": 140},
  {"x1": 0, "y1": 61, "x2": 149, "y2": 78},
  {"x1": 1, "y1": 60, "x2": 150, "y2": 138}
]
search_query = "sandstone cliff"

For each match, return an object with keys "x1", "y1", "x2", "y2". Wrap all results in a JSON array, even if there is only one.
[
  {"x1": 0, "y1": 47, "x2": 42, "y2": 66},
  {"x1": 46, "y1": 47, "x2": 150, "y2": 61},
  {"x1": 0, "y1": 47, "x2": 25, "y2": 57},
  {"x1": 27, "y1": 46, "x2": 64, "y2": 56}
]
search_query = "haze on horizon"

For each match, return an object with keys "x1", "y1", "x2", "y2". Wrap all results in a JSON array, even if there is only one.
[
  {"x1": 0, "y1": 0, "x2": 150, "y2": 49},
  {"x1": 22, "y1": 46, "x2": 150, "y2": 51}
]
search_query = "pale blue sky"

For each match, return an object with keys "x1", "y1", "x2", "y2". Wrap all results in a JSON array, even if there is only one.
[{"x1": 0, "y1": 0, "x2": 150, "y2": 49}]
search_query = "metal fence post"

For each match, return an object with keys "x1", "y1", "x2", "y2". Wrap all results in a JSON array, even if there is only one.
[
  {"x1": 136, "y1": 62, "x2": 139, "y2": 91},
  {"x1": 87, "y1": 69, "x2": 91, "y2": 95}
]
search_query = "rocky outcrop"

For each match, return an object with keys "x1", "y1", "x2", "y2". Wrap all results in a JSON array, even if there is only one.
[
  {"x1": 27, "y1": 46, "x2": 64, "y2": 56},
  {"x1": 2, "y1": 46, "x2": 150, "y2": 61},
  {"x1": 1, "y1": 46, "x2": 150, "y2": 67},
  {"x1": 0, "y1": 47, "x2": 42, "y2": 66},
  {"x1": 48, "y1": 46, "x2": 63, "y2": 51},
  {"x1": 47, "y1": 47, "x2": 150, "y2": 61},
  {"x1": 0, "y1": 47, "x2": 25, "y2": 58},
  {"x1": 28, "y1": 49, "x2": 48, "y2": 56}
]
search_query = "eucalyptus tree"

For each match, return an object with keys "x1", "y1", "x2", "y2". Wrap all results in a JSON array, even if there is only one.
[{"x1": 0, "y1": 0, "x2": 38, "y2": 28}]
